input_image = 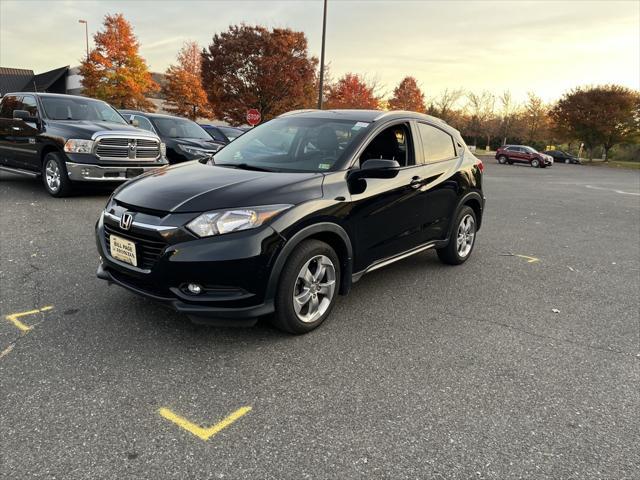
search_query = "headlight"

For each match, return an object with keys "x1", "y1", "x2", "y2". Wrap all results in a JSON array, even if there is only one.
[
  {"x1": 186, "y1": 205, "x2": 292, "y2": 238},
  {"x1": 178, "y1": 144, "x2": 216, "y2": 157},
  {"x1": 64, "y1": 139, "x2": 94, "y2": 153}
]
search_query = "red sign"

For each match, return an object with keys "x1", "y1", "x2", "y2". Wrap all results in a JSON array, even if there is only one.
[{"x1": 246, "y1": 109, "x2": 261, "y2": 126}]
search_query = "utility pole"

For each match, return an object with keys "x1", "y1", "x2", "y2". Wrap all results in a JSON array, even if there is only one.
[
  {"x1": 78, "y1": 19, "x2": 89, "y2": 59},
  {"x1": 317, "y1": 0, "x2": 328, "y2": 109}
]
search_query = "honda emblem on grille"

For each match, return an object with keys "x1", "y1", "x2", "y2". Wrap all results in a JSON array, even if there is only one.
[
  {"x1": 128, "y1": 139, "x2": 137, "y2": 159},
  {"x1": 120, "y1": 212, "x2": 134, "y2": 230}
]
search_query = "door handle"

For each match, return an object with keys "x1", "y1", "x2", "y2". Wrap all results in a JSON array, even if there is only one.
[{"x1": 409, "y1": 176, "x2": 422, "y2": 189}]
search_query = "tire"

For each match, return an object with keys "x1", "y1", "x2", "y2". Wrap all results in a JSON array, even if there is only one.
[
  {"x1": 565, "y1": 158, "x2": 570, "y2": 164},
  {"x1": 497, "y1": 155, "x2": 508, "y2": 165},
  {"x1": 42, "y1": 152, "x2": 73, "y2": 197},
  {"x1": 437, "y1": 206, "x2": 477, "y2": 265},
  {"x1": 531, "y1": 158, "x2": 540, "y2": 168},
  {"x1": 271, "y1": 239, "x2": 341, "y2": 334}
]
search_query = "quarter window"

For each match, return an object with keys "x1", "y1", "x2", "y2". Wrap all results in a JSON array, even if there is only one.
[{"x1": 418, "y1": 123, "x2": 456, "y2": 163}]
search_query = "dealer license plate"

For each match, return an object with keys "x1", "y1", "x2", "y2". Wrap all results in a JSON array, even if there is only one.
[{"x1": 109, "y1": 234, "x2": 137, "y2": 267}]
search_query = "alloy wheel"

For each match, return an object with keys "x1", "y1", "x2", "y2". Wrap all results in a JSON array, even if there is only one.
[
  {"x1": 45, "y1": 159, "x2": 61, "y2": 192},
  {"x1": 456, "y1": 214, "x2": 475, "y2": 258},
  {"x1": 292, "y1": 254, "x2": 336, "y2": 323}
]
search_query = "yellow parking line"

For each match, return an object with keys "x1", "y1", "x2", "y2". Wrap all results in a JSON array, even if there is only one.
[
  {"x1": 159, "y1": 406, "x2": 252, "y2": 441},
  {"x1": 5, "y1": 306, "x2": 54, "y2": 332}
]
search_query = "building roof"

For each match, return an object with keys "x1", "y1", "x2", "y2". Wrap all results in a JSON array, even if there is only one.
[
  {"x1": 0, "y1": 66, "x2": 69, "y2": 95},
  {"x1": 0, "y1": 67, "x2": 35, "y2": 95}
]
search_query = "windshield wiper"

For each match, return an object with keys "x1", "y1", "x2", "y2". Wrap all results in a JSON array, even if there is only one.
[{"x1": 216, "y1": 163, "x2": 274, "y2": 172}]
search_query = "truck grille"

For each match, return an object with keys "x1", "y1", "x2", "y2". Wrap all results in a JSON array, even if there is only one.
[
  {"x1": 95, "y1": 137, "x2": 160, "y2": 161},
  {"x1": 104, "y1": 223, "x2": 166, "y2": 270}
]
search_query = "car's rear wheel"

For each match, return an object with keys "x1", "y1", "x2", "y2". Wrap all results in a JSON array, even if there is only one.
[
  {"x1": 531, "y1": 158, "x2": 540, "y2": 168},
  {"x1": 565, "y1": 158, "x2": 571, "y2": 164},
  {"x1": 498, "y1": 155, "x2": 508, "y2": 164},
  {"x1": 42, "y1": 152, "x2": 73, "y2": 197},
  {"x1": 271, "y1": 239, "x2": 340, "y2": 334},
  {"x1": 437, "y1": 206, "x2": 477, "y2": 265}
]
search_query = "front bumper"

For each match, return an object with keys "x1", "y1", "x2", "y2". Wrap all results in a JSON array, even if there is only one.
[
  {"x1": 95, "y1": 211, "x2": 283, "y2": 323},
  {"x1": 66, "y1": 162, "x2": 166, "y2": 182}
]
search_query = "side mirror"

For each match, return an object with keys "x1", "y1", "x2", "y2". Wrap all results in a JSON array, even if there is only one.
[
  {"x1": 13, "y1": 110, "x2": 38, "y2": 123},
  {"x1": 351, "y1": 158, "x2": 401, "y2": 179}
]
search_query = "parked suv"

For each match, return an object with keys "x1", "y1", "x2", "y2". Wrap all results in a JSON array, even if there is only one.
[
  {"x1": 495, "y1": 145, "x2": 553, "y2": 168},
  {"x1": 96, "y1": 110, "x2": 484, "y2": 334},
  {"x1": 199, "y1": 124, "x2": 245, "y2": 144},
  {"x1": 119, "y1": 110, "x2": 223, "y2": 164},
  {"x1": 543, "y1": 149, "x2": 580, "y2": 164},
  {"x1": 0, "y1": 93, "x2": 167, "y2": 196}
]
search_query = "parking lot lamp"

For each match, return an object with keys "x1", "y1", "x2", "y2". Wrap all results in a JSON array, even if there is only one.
[
  {"x1": 317, "y1": 0, "x2": 328, "y2": 109},
  {"x1": 78, "y1": 19, "x2": 89, "y2": 59}
]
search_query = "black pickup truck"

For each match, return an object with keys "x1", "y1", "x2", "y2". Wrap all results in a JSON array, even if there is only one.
[{"x1": 0, "y1": 92, "x2": 167, "y2": 197}]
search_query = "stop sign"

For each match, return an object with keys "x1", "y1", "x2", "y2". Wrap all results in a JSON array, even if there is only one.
[{"x1": 246, "y1": 109, "x2": 261, "y2": 126}]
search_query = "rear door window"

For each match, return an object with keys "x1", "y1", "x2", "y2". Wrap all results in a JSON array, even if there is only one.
[
  {"x1": 21, "y1": 95, "x2": 39, "y2": 117},
  {"x1": 0, "y1": 95, "x2": 23, "y2": 118},
  {"x1": 417, "y1": 123, "x2": 457, "y2": 163},
  {"x1": 133, "y1": 115, "x2": 156, "y2": 133}
]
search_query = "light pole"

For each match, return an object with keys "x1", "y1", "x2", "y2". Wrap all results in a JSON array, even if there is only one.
[
  {"x1": 78, "y1": 19, "x2": 89, "y2": 59},
  {"x1": 317, "y1": 0, "x2": 327, "y2": 109}
]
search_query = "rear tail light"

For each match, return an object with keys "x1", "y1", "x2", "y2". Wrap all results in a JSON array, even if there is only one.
[{"x1": 477, "y1": 160, "x2": 484, "y2": 173}]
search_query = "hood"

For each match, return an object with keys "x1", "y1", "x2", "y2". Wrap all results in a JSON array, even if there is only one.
[
  {"x1": 167, "y1": 137, "x2": 223, "y2": 150},
  {"x1": 48, "y1": 120, "x2": 143, "y2": 138},
  {"x1": 114, "y1": 161, "x2": 324, "y2": 213}
]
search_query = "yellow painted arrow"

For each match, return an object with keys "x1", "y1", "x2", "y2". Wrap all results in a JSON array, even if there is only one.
[
  {"x1": 159, "y1": 406, "x2": 252, "y2": 441},
  {"x1": 5, "y1": 306, "x2": 53, "y2": 332},
  {"x1": 515, "y1": 254, "x2": 540, "y2": 263}
]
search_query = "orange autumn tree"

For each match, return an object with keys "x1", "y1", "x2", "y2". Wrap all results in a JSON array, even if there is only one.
[
  {"x1": 80, "y1": 13, "x2": 158, "y2": 110},
  {"x1": 325, "y1": 73, "x2": 381, "y2": 109},
  {"x1": 389, "y1": 76, "x2": 426, "y2": 112},
  {"x1": 162, "y1": 41, "x2": 212, "y2": 120}
]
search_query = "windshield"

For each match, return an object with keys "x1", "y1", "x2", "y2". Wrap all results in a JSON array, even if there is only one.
[
  {"x1": 212, "y1": 117, "x2": 371, "y2": 172},
  {"x1": 41, "y1": 97, "x2": 127, "y2": 124},
  {"x1": 218, "y1": 126, "x2": 243, "y2": 141},
  {"x1": 152, "y1": 117, "x2": 211, "y2": 140}
]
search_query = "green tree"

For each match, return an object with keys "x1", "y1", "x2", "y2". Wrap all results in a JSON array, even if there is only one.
[{"x1": 550, "y1": 85, "x2": 640, "y2": 160}]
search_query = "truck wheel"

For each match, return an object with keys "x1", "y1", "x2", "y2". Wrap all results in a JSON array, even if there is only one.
[
  {"x1": 42, "y1": 152, "x2": 72, "y2": 197},
  {"x1": 271, "y1": 239, "x2": 340, "y2": 334},
  {"x1": 531, "y1": 158, "x2": 540, "y2": 168},
  {"x1": 437, "y1": 206, "x2": 477, "y2": 265},
  {"x1": 497, "y1": 155, "x2": 508, "y2": 165}
]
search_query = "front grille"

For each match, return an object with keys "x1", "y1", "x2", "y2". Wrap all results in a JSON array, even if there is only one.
[
  {"x1": 109, "y1": 268, "x2": 172, "y2": 298},
  {"x1": 95, "y1": 136, "x2": 160, "y2": 161},
  {"x1": 104, "y1": 223, "x2": 166, "y2": 270}
]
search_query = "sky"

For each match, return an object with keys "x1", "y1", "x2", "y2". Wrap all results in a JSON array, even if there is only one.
[{"x1": 1, "y1": 0, "x2": 638, "y2": 103}]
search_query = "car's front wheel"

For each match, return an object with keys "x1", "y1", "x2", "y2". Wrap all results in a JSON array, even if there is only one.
[
  {"x1": 565, "y1": 158, "x2": 571, "y2": 164},
  {"x1": 42, "y1": 152, "x2": 73, "y2": 197},
  {"x1": 498, "y1": 155, "x2": 508, "y2": 164},
  {"x1": 437, "y1": 206, "x2": 477, "y2": 265},
  {"x1": 271, "y1": 239, "x2": 340, "y2": 334},
  {"x1": 531, "y1": 158, "x2": 540, "y2": 168}
]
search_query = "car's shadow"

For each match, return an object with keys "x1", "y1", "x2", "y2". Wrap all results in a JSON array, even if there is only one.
[{"x1": 0, "y1": 172, "x2": 117, "y2": 198}]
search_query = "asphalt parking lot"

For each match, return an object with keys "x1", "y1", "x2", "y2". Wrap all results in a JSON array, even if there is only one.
[{"x1": 1, "y1": 159, "x2": 638, "y2": 479}]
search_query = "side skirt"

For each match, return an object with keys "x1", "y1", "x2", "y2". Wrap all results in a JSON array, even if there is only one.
[
  {"x1": 352, "y1": 239, "x2": 447, "y2": 283},
  {"x1": 0, "y1": 165, "x2": 40, "y2": 178}
]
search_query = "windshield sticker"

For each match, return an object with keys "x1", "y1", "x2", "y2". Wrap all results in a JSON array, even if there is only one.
[
  {"x1": 318, "y1": 163, "x2": 331, "y2": 170},
  {"x1": 352, "y1": 122, "x2": 370, "y2": 131}
]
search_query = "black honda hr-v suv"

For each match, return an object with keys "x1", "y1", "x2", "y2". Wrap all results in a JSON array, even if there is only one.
[{"x1": 96, "y1": 110, "x2": 484, "y2": 333}]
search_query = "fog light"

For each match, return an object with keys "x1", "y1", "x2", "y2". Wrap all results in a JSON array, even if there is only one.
[
  {"x1": 186, "y1": 283, "x2": 202, "y2": 295},
  {"x1": 81, "y1": 168, "x2": 90, "y2": 176}
]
